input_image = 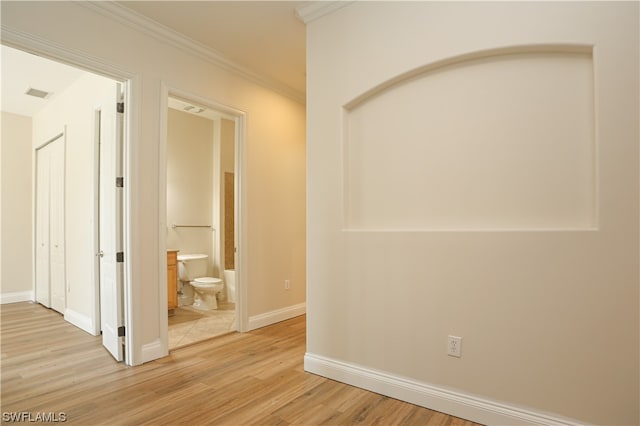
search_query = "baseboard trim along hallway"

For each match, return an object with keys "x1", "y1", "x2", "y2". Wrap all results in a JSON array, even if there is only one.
[
  {"x1": 64, "y1": 308, "x2": 95, "y2": 335},
  {"x1": 304, "y1": 353, "x2": 587, "y2": 426},
  {"x1": 247, "y1": 302, "x2": 306, "y2": 330},
  {"x1": 0, "y1": 291, "x2": 33, "y2": 304}
]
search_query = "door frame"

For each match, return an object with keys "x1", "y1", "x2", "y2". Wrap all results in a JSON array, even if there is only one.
[
  {"x1": 2, "y1": 34, "x2": 138, "y2": 365},
  {"x1": 92, "y1": 107, "x2": 102, "y2": 336},
  {"x1": 159, "y1": 83, "x2": 248, "y2": 353}
]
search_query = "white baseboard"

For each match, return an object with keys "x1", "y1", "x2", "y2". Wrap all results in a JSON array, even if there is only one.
[
  {"x1": 304, "y1": 353, "x2": 586, "y2": 426},
  {"x1": 64, "y1": 308, "x2": 96, "y2": 335},
  {"x1": 0, "y1": 291, "x2": 34, "y2": 304},
  {"x1": 248, "y1": 302, "x2": 306, "y2": 331},
  {"x1": 141, "y1": 338, "x2": 166, "y2": 364}
]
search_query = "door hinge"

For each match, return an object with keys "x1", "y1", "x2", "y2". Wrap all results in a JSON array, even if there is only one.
[
  {"x1": 117, "y1": 102, "x2": 124, "y2": 113},
  {"x1": 116, "y1": 177, "x2": 124, "y2": 188},
  {"x1": 118, "y1": 326, "x2": 125, "y2": 337},
  {"x1": 116, "y1": 252, "x2": 124, "y2": 263}
]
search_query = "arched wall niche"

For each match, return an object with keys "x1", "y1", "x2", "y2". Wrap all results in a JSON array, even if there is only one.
[{"x1": 342, "y1": 45, "x2": 596, "y2": 231}]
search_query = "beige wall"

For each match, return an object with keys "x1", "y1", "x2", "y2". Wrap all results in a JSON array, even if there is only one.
[
  {"x1": 1, "y1": 1, "x2": 306, "y2": 364},
  {"x1": 305, "y1": 2, "x2": 638, "y2": 425},
  {"x1": 166, "y1": 108, "x2": 214, "y2": 274},
  {"x1": 0, "y1": 112, "x2": 33, "y2": 297},
  {"x1": 247, "y1": 99, "x2": 306, "y2": 314}
]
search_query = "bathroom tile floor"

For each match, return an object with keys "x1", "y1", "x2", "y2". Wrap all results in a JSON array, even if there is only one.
[{"x1": 168, "y1": 302, "x2": 236, "y2": 349}]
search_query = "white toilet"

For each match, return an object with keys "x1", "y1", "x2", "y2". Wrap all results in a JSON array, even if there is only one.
[{"x1": 177, "y1": 253, "x2": 223, "y2": 310}]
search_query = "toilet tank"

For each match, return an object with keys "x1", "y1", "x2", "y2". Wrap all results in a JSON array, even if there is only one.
[{"x1": 177, "y1": 254, "x2": 208, "y2": 281}]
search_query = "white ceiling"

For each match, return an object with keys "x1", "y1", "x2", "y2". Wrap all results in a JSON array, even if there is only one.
[
  {"x1": 1, "y1": 45, "x2": 87, "y2": 117},
  {"x1": 1, "y1": 1, "x2": 307, "y2": 117}
]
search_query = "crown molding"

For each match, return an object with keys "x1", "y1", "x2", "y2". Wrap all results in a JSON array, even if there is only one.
[
  {"x1": 79, "y1": 1, "x2": 305, "y2": 104},
  {"x1": 295, "y1": 1, "x2": 355, "y2": 24},
  {"x1": 1, "y1": 25, "x2": 136, "y2": 81}
]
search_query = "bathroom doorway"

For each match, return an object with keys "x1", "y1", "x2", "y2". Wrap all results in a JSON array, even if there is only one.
[{"x1": 164, "y1": 94, "x2": 241, "y2": 349}]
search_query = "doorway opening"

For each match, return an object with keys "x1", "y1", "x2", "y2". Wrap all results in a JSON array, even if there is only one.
[
  {"x1": 163, "y1": 93, "x2": 242, "y2": 349},
  {"x1": 2, "y1": 43, "x2": 131, "y2": 363}
]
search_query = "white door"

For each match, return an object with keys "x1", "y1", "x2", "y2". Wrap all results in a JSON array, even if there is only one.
[
  {"x1": 35, "y1": 135, "x2": 65, "y2": 313},
  {"x1": 35, "y1": 144, "x2": 51, "y2": 307},
  {"x1": 49, "y1": 138, "x2": 66, "y2": 313},
  {"x1": 99, "y1": 86, "x2": 125, "y2": 362}
]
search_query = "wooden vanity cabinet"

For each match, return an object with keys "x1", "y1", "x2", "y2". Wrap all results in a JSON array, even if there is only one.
[{"x1": 167, "y1": 250, "x2": 178, "y2": 314}]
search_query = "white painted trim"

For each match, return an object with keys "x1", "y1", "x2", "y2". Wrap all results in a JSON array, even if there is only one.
[
  {"x1": 122, "y1": 77, "x2": 140, "y2": 366},
  {"x1": 79, "y1": 2, "x2": 304, "y2": 105},
  {"x1": 234, "y1": 112, "x2": 247, "y2": 333},
  {"x1": 91, "y1": 107, "x2": 102, "y2": 337},
  {"x1": 64, "y1": 308, "x2": 95, "y2": 336},
  {"x1": 157, "y1": 85, "x2": 170, "y2": 361},
  {"x1": 304, "y1": 353, "x2": 588, "y2": 426},
  {"x1": 140, "y1": 338, "x2": 164, "y2": 364},
  {"x1": 295, "y1": 1, "x2": 355, "y2": 24},
  {"x1": 343, "y1": 44, "x2": 593, "y2": 111},
  {"x1": 0, "y1": 27, "x2": 135, "y2": 83},
  {"x1": 247, "y1": 303, "x2": 306, "y2": 331},
  {"x1": 0, "y1": 291, "x2": 34, "y2": 304}
]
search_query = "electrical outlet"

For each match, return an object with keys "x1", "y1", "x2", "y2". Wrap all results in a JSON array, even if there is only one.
[
  {"x1": 284, "y1": 280, "x2": 291, "y2": 290},
  {"x1": 447, "y1": 335, "x2": 462, "y2": 358}
]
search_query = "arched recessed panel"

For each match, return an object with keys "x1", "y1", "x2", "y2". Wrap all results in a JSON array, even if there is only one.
[{"x1": 344, "y1": 49, "x2": 595, "y2": 230}]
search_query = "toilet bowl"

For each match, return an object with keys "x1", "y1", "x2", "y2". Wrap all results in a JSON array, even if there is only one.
[
  {"x1": 177, "y1": 253, "x2": 225, "y2": 311},
  {"x1": 191, "y1": 277, "x2": 223, "y2": 310}
]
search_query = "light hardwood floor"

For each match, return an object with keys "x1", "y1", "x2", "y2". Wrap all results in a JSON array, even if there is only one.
[{"x1": 1, "y1": 302, "x2": 482, "y2": 425}]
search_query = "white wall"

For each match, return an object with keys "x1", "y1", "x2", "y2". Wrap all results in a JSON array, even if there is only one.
[
  {"x1": 1, "y1": 1, "x2": 306, "y2": 364},
  {"x1": 0, "y1": 112, "x2": 33, "y2": 301},
  {"x1": 32, "y1": 72, "x2": 118, "y2": 333},
  {"x1": 166, "y1": 108, "x2": 214, "y2": 273},
  {"x1": 305, "y1": 2, "x2": 638, "y2": 425}
]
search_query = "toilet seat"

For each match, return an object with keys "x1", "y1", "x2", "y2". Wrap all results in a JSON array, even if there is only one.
[{"x1": 191, "y1": 277, "x2": 222, "y2": 287}]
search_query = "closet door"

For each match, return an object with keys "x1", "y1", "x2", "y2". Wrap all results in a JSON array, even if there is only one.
[
  {"x1": 35, "y1": 145, "x2": 51, "y2": 307},
  {"x1": 35, "y1": 136, "x2": 65, "y2": 313},
  {"x1": 49, "y1": 138, "x2": 65, "y2": 313}
]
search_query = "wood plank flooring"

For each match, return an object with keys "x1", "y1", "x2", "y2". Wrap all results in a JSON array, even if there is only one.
[{"x1": 1, "y1": 302, "x2": 482, "y2": 425}]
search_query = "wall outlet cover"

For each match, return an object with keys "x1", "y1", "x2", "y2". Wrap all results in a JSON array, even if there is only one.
[{"x1": 448, "y1": 335, "x2": 462, "y2": 357}]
